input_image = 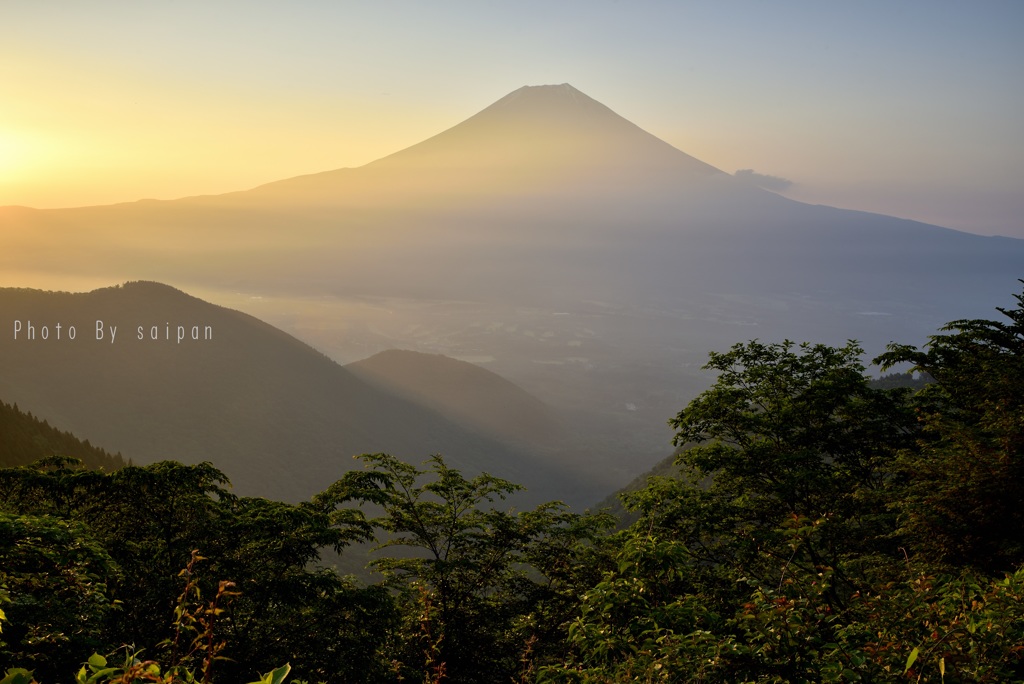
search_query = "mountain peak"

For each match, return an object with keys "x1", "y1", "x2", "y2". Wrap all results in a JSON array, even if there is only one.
[
  {"x1": 364, "y1": 83, "x2": 721, "y2": 180},
  {"x1": 248, "y1": 84, "x2": 721, "y2": 202},
  {"x1": 492, "y1": 83, "x2": 598, "y2": 106},
  {"x1": 467, "y1": 83, "x2": 627, "y2": 127}
]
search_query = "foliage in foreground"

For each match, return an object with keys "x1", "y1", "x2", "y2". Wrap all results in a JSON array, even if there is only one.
[
  {"x1": 0, "y1": 455, "x2": 609, "y2": 682},
  {"x1": 2, "y1": 286, "x2": 1024, "y2": 682},
  {"x1": 541, "y1": 287, "x2": 1024, "y2": 683}
]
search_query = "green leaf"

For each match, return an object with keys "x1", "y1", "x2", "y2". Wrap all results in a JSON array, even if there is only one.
[
  {"x1": 248, "y1": 663, "x2": 291, "y2": 684},
  {"x1": 87, "y1": 653, "x2": 107, "y2": 669},
  {"x1": 1, "y1": 669, "x2": 35, "y2": 684},
  {"x1": 87, "y1": 668, "x2": 121, "y2": 683},
  {"x1": 904, "y1": 646, "x2": 919, "y2": 673}
]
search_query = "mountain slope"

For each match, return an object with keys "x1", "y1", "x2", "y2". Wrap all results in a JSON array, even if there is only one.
[
  {"x1": 0, "y1": 283, "x2": 600, "y2": 505},
  {"x1": 345, "y1": 349, "x2": 561, "y2": 446}
]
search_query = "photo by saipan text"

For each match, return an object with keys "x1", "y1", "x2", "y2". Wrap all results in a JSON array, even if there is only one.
[{"x1": 11, "y1": 320, "x2": 213, "y2": 344}]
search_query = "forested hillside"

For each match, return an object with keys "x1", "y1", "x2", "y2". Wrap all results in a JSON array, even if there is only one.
[
  {"x1": 0, "y1": 400, "x2": 124, "y2": 470},
  {"x1": 2, "y1": 288, "x2": 1023, "y2": 683}
]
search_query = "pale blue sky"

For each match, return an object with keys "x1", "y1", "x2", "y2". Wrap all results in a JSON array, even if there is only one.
[{"x1": 2, "y1": 0, "x2": 1022, "y2": 236}]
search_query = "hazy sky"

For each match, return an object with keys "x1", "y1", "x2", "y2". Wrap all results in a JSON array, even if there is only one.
[{"x1": 2, "y1": 1, "x2": 1022, "y2": 237}]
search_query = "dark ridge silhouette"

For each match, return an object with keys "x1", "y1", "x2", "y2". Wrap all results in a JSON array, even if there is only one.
[{"x1": 0, "y1": 399, "x2": 126, "y2": 471}]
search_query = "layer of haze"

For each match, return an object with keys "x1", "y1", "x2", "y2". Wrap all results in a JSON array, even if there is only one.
[{"x1": 2, "y1": 0, "x2": 1022, "y2": 237}]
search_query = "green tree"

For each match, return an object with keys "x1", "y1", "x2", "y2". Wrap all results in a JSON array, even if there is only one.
[
  {"x1": 332, "y1": 453, "x2": 612, "y2": 683},
  {"x1": 663, "y1": 340, "x2": 916, "y2": 601},
  {"x1": 877, "y1": 285, "x2": 1024, "y2": 573},
  {"x1": 546, "y1": 340, "x2": 921, "y2": 682},
  {"x1": 213, "y1": 495, "x2": 396, "y2": 682},
  {"x1": 0, "y1": 512, "x2": 118, "y2": 681},
  {"x1": 0, "y1": 459, "x2": 395, "y2": 682}
]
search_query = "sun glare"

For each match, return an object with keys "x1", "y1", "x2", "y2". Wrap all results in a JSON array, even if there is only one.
[
  {"x1": 0, "y1": 132, "x2": 30, "y2": 182},
  {"x1": 0, "y1": 129, "x2": 57, "y2": 190},
  {"x1": 0, "y1": 129, "x2": 98, "y2": 207}
]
